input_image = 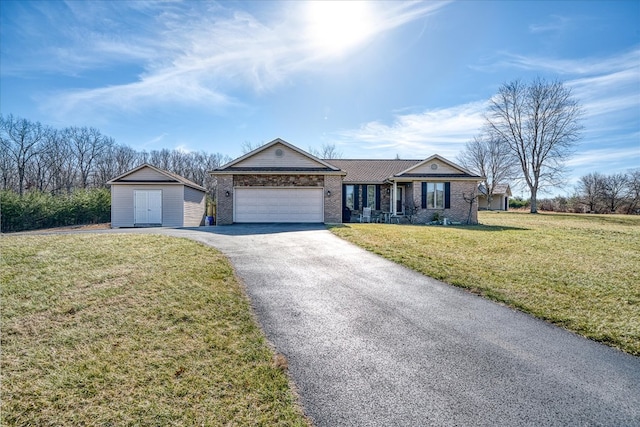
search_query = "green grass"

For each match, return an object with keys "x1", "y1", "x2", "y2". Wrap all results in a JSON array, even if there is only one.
[
  {"x1": 1, "y1": 234, "x2": 309, "y2": 426},
  {"x1": 330, "y1": 212, "x2": 640, "y2": 356}
]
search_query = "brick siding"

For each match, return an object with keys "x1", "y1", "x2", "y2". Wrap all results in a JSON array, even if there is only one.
[
  {"x1": 215, "y1": 175, "x2": 234, "y2": 225},
  {"x1": 324, "y1": 175, "x2": 343, "y2": 223},
  {"x1": 411, "y1": 181, "x2": 479, "y2": 224}
]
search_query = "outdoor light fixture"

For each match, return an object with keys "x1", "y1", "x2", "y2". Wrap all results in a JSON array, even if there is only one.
[
  {"x1": 225, "y1": 190, "x2": 230, "y2": 197},
  {"x1": 327, "y1": 190, "x2": 331, "y2": 197},
  {"x1": 386, "y1": 188, "x2": 391, "y2": 195}
]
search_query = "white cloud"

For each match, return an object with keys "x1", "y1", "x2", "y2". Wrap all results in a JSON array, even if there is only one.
[
  {"x1": 474, "y1": 48, "x2": 639, "y2": 77},
  {"x1": 336, "y1": 101, "x2": 487, "y2": 158},
  {"x1": 529, "y1": 15, "x2": 569, "y2": 33},
  {"x1": 175, "y1": 144, "x2": 192, "y2": 154},
  {"x1": 568, "y1": 68, "x2": 639, "y2": 118},
  {"x1": 566, "y1": 146, "x2": 640, "y2": 168},
  {"x1": 38, "y1": 1, "x2": 448, "y2": 119}
]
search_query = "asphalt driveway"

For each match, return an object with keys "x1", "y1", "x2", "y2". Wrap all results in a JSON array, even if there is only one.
[{"x1": 62, "y1": 224, "x2": 640, "y2": 426}]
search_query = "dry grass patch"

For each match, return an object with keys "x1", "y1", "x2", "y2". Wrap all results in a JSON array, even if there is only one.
[
  {"x1": 1, "y1": 234, "x2": 308, "y2": 426},
  {"x1": 330, "y1": 212, "x2": 640, "y2": 355}
]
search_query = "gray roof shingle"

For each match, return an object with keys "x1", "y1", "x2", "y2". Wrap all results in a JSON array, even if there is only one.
[{"x1": 325, "y1": 159, "x2": 421, "y2": 183}]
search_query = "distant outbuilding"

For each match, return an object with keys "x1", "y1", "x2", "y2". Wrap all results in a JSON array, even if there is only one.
[
  {"x1": 478, "y1": 183, "x2": 512, "y2": 211},
  {"x1": 107, "y1": 164, "x2": 206, "y2": 228}
]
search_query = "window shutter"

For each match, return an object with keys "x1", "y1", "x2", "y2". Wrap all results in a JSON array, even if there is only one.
[
  {"x1": 421, "y1": 182, "x2": 427, "y2": 209},
  {"x1": 354, "y1": 185, "x2": 360, "y2": 210},
  {"x1": 362, "y1": 185, "x2": 368, "y2": 209},
  {"x1": 444, "y1": 182, "x2": 451, "y2": 209},
  {"x1": 375, "y1": 185, "x2": 381, "y2": 210},
  {"x1": 342, "y1": 185, "x2": 347, "y2": 210}
]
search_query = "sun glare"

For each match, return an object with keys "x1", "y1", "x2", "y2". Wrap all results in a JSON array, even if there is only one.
[{"x1": 305, "y1": 1, "x2": 376, "y2": 55}]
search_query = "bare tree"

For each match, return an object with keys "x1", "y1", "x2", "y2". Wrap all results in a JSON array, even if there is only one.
[
  {"x1": 0, "y1": 114, "x2": 49, "y2": 195},
  {"x1": 463, "y1": 191, "x2": 479, "y2": 224},
  {"x1": 457, "y1": 132, "x2": 518, "y2": 209},
  {"x1": 576, "y1": 172, "x2": 606, "y2": 213},
  {"x1": 149, "y1": 148, "x2": 172, "y2": 171},
  {"x1": 309, "y1": 143, "x2": 343, "y2": 159},
  {"x1": 0, "y1": 140, "x2": 16, "y2": 191},
  {"x1": 112, "y1": 145, "x2": 141, "y2": 175},
  {"x1": 64, "y1": 126, "x2": 113, "y2": 188},
  {"x1": 625, "y1": 169, "x2": 640, "y2": 214},
  {"x1": 43, "y1": 131, "x2": 77, "y2": 194},
  {"x1": 486, "y1": 78, "x2": 582, "y2": 213},
  {"x1": 240, "y1": 140, "x2": 261, "y2": 154},
  {"x1": 601, "y1": 173, "x2": 629, "y2": 213}
]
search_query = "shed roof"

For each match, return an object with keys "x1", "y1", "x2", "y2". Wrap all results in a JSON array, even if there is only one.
[
  {"x1": 107, "y1": 164, "x2": 206, "y2": 192},
  {"x1": 478, "y1": 183, "x2": 512, "y2": 196}
]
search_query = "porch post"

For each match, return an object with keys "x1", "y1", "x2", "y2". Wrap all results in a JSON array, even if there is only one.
[{"x1": 392, "y1": 181, "x2": 397, "y2": 215}]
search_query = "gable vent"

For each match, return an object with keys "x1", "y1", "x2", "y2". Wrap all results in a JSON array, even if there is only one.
[{"x1": 275, "y1": 148, "x2": 284, "y2": 157}]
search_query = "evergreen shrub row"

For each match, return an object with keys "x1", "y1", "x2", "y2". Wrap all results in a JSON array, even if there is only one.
[{"x1": 1, "y1": 189, "x2": 110, "y2": 233}]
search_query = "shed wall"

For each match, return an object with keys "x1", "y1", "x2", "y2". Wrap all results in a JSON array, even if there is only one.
[
  {"x1": 184, "y1": 186, "x2": 206, "y2": 226},
  {"x1": 120, "y1": 167, "x2": 172, "y2": 181},
  {"x1": 111, "y1": 184, "x2": 184, "y2": 227}
]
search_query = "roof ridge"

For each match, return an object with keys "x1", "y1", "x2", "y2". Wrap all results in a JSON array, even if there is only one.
[{"x1": 325, "y1": 159, "x2": 422, "y2": 161}]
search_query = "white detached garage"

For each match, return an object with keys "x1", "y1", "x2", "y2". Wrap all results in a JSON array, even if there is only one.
[{"x1": 107, "y1": 164, "x2": 207, "y2": 228}]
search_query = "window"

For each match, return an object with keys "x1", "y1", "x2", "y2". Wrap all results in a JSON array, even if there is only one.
[
  {"x1": 366, "y1": 185, "x2": 376, "y2": 208},
  {"x1": 345, "y1": 185, "x2": 355, "y2": 210},
  {"x1": 427, "y1": 182, "x2": 445, "y2": 209}
]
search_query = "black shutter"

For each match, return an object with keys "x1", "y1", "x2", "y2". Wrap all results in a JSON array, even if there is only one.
[
  {"x1": 444, "y1": 182, "x2": 451, "y2": 209},
  {"x1": 421, "y1": 182, "x2": 427, "y2": 209},
  {"x1": 362, "y1": 185, "x2": 368, "y2": 208},
  {"x1": 375, "y1": 185, "x2": 381, "y2": 210},
  {"x1": 342, "y1": 185, "x2": 347, "y2": 210},
  {"x1": 354, "y1": 185, "x2": 360, "y2": 210}
]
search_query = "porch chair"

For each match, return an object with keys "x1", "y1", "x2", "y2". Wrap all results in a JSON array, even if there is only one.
[{"x1": 359, "y1": 207, "x2": 372, "y2": 223}]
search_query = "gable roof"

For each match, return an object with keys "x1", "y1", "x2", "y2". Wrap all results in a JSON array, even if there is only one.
[
  {"x1": 213, "y1": 138, "x2": 343, "y2": 173},
  {"x1": 107, "y1": 164, "x2": 206, "y2": 192},
  {"x1": 325, "y1": 159, "x2": 421, "y2": 183},
  {"x1": 394, "y1": 154, "x2": 482, "y2": 179},
  {"x1": 479, "y1": 183, "x2": 512, "y2": 196}
]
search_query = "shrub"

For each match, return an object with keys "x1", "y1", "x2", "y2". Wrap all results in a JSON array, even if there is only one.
[
  {"x1": 509, "y1": 197, "x2": 530, "y2": 209},
  {"x1": 1, "y1": 189, "x2": 110, "y2": 233}
]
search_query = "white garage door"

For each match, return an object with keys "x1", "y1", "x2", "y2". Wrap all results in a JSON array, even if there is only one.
[{"x1": 234, "y1": 188, "x2": 324, "y2": 223}]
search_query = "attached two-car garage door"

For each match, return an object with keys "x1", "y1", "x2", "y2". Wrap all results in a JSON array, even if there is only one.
[{"x1": 234, "y1": 188, "x2": 323, "y2": 223}]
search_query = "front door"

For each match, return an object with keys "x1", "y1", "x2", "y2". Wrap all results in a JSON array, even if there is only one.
[{"x1": 396, "y1": 186, "x2": 403, "y2": 213}]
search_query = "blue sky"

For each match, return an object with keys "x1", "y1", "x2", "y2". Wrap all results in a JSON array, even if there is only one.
[{"x1": 1, "y1": 1, "x2": 638, "y2": 195}]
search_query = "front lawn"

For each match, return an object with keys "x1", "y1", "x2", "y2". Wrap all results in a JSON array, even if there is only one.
[
  {"x1": 330, "y1": 212, "x2": 640, "y2": 356},
  {"x1": 1, "y1": 234, "x2": 308, "y2": 426}
]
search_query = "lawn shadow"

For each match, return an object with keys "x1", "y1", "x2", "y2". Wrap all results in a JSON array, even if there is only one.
[
  {"x1": 327, "y1": 222, "x2": 528, "y2": 232},
  {"x1": 466, "y1": 224, "x2": 529, "y2": 232}
]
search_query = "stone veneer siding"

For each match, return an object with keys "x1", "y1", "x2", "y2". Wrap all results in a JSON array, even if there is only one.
[
  {"x1": 411, "y1": 181, "x2": 479, "y2": 224},
  {"x1": 234, "y1": 174, "x2": 324, "y2": 187}
]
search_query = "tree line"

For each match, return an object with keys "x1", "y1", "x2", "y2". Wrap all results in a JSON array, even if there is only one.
[
  {"x1": 508, "y1": 170, "x2": 640, "y2": 214},
  {"x1": 0, "y1": 114, "x2": 231, "y2": 197}
]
